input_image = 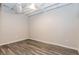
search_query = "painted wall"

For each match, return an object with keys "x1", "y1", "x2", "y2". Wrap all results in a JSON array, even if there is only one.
[
  {"x1": 29, "y1": 4, "x2": 79, "y2": 50},
  {"x1": 0, "y1": 7, "x2": 29, "y2": 45},
  {"x1": 0, "y1": 7, "x2": 1, "y2": 41},
  {"x1": 0, "y1": 4, "x2": 79, "y2": 51}
]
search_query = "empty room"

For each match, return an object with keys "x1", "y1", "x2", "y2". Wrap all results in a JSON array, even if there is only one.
[{"x1": 0, "y1": 3, "x2": 79, "y2": 55}]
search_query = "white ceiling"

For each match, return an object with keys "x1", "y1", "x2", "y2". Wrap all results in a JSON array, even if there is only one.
[{"x1": 1, "y1": 3, "x2": 71, "y2": 16}]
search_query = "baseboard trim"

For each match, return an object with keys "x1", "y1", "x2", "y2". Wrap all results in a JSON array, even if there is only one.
[
  {"x1": 78, "y1": 50, "x2": 79, "y2": 53},
  {"x1": 30, "y1": 39, "x2": 78, "y2": 51},
  {"x1": 0, "y1": 38, "x2": 28, "y2": 46},
  {"x1": 0, "y1": 38, "x2": 78, "y2": 53}
]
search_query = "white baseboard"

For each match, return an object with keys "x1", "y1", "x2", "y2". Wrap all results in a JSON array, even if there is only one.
[
  {"x1": 0, "y1": 38, "x2": 78, "y2": 52},
  {"x1": 0, "y1": 38, "x2": 28, "y2": 46},
  {"x1": 50, "y1": 43, "x2": 78, "y2": 51},
  {"x1": 78, "y1": 50, "x2": 79, "y2": 53},
  {"x1": 31, "y1": 39, "x2": 78, "y2": 51}
]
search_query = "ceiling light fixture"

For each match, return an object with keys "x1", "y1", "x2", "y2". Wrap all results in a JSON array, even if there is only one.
[
  {"x1": 29, "y1": 4, "x2": 37, "y2": 10},
  {"x1": 16, "y1": 3, "x2": 22, "y2": 13}
]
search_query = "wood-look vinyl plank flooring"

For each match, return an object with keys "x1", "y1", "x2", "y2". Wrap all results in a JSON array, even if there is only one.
[{"x1": 0, "y1": 39, "x2": 78, "y2": 55}]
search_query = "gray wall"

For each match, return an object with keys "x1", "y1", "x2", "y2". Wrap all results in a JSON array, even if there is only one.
[
  {"x1": 29, "y1": 4, "x2": 79, "y2": 50},
  {"x1": 0, "y1": 4, "x2": 79, "y2": 51},
  {"x1": 0, "y1": 7, "x2": 29, "y2": 45}
]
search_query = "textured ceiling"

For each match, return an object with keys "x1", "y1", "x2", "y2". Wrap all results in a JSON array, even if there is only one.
[{"x1": 1, "y1": 3, "x2": 71, "y2": 16}]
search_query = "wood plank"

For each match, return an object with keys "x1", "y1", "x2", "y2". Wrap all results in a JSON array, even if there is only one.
[{"x1": 0, "y1": 39, "x2": 78, "y2": 55}]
